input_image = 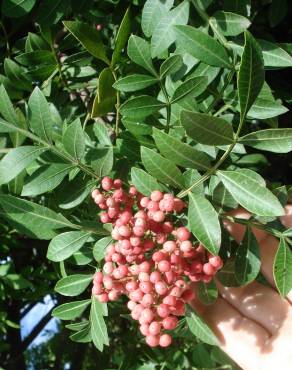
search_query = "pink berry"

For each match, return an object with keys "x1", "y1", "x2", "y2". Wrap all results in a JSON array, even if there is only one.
[
  {"x1": 141, "y1": 308, "x2": 154, "y2": 323},
  {"x1": 95, "y1": 194, "x2": 105, "y2": 204},
  {"x1": 163, "y1": 241, "x2": 177, "y2": 253},
  {"x1": 133, "y1": 226, "x2": 145, "y2": 237},
  {"x1": 162, "y1": 295, "x2": 176, "y2": 306},
  {"x1": 147, "y1": 201, "x2": 159, "y2": 212},
  {"x1": 103, "y1": 275, "x2": 113, "y2": 289},
  {"x1": 209, "y1": 255, "x2": 223, "y2": 269},
  {"x1": 158, "y1": 260, "x2": 171, "y2": 273},
  {"x1": 149, "y1": 321, "x2": 161, "y2": 335},
  {"x1": 140, "y1": 281, "x2": 153, "y2": 294},
  {"x1": 139, "y1": 261, "x2": 151, "y2": 273},
  {"x1": 152, "y1": 251, "x2": 165, "y2": 262},
  {"x1": 118, "y1": 225, "x2": 131, "y2": 238},
  {"x1": 180, "y1": 240, "x2": 192, "y2": 253},
  {"x1": 127, "y1": 300, "x2": 136, "y2": 311},
  {"x1": 153, "y1": 211, "x2": 165, "y2": 222},
  {"x1": 140, "y1": 197, "x2": 150, "y2": 208},
  {"x1": 100, "y1": 212, "x2": 110, "y2": 223},
  {"x1": 182, "y1": 289, "x2": 195, "y2": 302},
  {"x1": 142, "y1": 293, "x2": 154, "y2": 307},
  {"x1": 140, "y1": 324, "x2": 149, "y2": 336},
  {"x1": 91, "y1": 189, "x2": 100, "y2": 198},
  {"x1": 101, "y1": 177, "x2": 113, "y2": 191},
  {"x1": 150, "y1": 271, "x2": 162, "y2": 283},
  {"x1": 150, "y1": 190, "x2": 163, "y2": 202},
  {"x1": 162, "y1": 316, "x2": 178, "y2": 330},
  {"x1": 176, "y1": 227, "x2": 190, "y2": 241},
  {"x1": 157, "y1": 304, "x2": 170, "y2": 318},
  {"x1": 126, "y1": 281, "x2": 138, "y2": 292},
  {"x1": 94, "y1": 271, "x2": 103, "y2": 284},
  {"x1": 203, "y1": 262, "x2": 215, "y2": 276},
  {"x1": 129, "y1": 186, "x2": 138, "y2": 196},
  {"x1": 159, "y1": 334, "x2": 172, "y2": 347},
  {"x1": 113, "y1": 178, "x2": 122, "y2": 188},
  {"x1": 155, "y1": 281, "x2": 168, "y2": 296},
  {"x1": 103, "y1": 262, "x2": 114, "y2": 274},
  {"x1": 146, "y1": 335, "x2": 159, "y2": 347},
  {"x1": 129, "y1": 289, "x2": 144, "y2": 302}
]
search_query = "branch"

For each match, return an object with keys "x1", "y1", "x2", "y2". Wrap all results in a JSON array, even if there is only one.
[{"x1": 21, "y1": 306, "x2": 56, "y2": 350}]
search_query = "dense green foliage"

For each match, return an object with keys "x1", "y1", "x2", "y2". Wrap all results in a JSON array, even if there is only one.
[{"x1": 0, "y1": 0, "x2": 292, "y2": 369}]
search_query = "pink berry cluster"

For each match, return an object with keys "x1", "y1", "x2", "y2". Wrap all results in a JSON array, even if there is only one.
[{"x1": 91, "y1": 177, "x2": 223, "y2": 348}]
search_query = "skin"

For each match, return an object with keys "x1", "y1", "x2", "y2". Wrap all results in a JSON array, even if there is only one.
[{"x1": 191, "y1": 205, "x2": 292, "y2": 370}]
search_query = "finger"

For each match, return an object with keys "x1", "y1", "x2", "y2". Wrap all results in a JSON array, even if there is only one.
[
  {"x1": 190, "y1": 297, "x2": 269, "y2": 370},
  {"x1": 217, "y1": 281, "x2": 292, "y2": 335},
  {"x1": 224, "y1": 207, "x2": 292, "y2": 301},
  {"x1": 280, "y1": 204, "x2": 292, "y2": 228},
  {"x1": 258, "y1": 234, "x2": 292, "y2": 303}
]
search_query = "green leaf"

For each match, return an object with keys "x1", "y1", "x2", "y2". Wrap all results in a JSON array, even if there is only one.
[
  {"x1": 175, "y1": 25, "x2": 231, "y2": 68},
  {"x1": 240, "y1": 129, "x2": 292, "y2": 153},
  {"x1": 235, "y1": 228, "x2": 261, "y2": 285},
  {"x1": 197, "y1": 280, "x2": 218, "y2": 305},
  {"x1": 4, "y1": 274, "x2": 32, "y2": 290},
  {"x1": 141, "y1": 146, "x2": 184, "y2": 188},
  {"x1": 21, "y1": 163, "x2": 73, "y2": 197},
  {"x1": 111, "y1": 7, "x2": 131, "y2": 66},
  {"x1": 113, "y1": 74, "x2": 158, "y2": 92},
  {"x1": 0, "y1": 194, "x2": 72, "y2": 239},
  {"x1": 63, "y1": 119, "x2": 85, "y2": 160},
  {"x1": 36, "y1": 0, "x2": 69, "y2": 25},
  {"x1": 55, "y1": 274, "x2": 93, "y2": 296},
  {"x1": 120, "y1": 96, "x2": 164, "y2": 120},
  {"x1": 186, "y1": 310, "x2": 219, "y2": 345},
  {"x1": 188, "y1": 193, "x2": 221, "y2": 255},
  {"x1": 92, "y1": 67, "x2": 116, "y2": 117},
  {"x1": 131, "y1": 167, "x2": 165, "y2": 196},
  {"x1": 216, "y1": 258, "x2": 240, "y2": 287},
  {"x1": 247, "y1": 98, "x2": 288, "y2": 119},
  {"x1": 93, "y1": 237, "x2": 112, "y2": 262},
  {"x1": 160, "y1": 54, "x2": 183, "y2": 79},
  {"x1": 93, "y1": 122, "x2": 112, "y2": 146},
  {"x1": 217, "y1": 170, "x2": 284, "y2": 216},
  {"x1": 259, "y1": 40, "x2": 292, "y2": 68},
  {"x1": 70, "y1": 323, "x2": 92, "y2": 343},
  {"x1": 273, "y1": 238, "x2": 292, "y2": 297},
  {"x1": 58, "y1": 177, "x2": 96, "y2": 210},
  {"x1": 4, "y1": 58, "x2": 31, "y2": 91},
  {"x1": 28, "y1": 87, "x2": 53, "y2": 142},
  {"x1": 15, "y1": 50, "x2": 55, "y2": 66},
  {"x1": 90, "y1": 297, "x2": 109, "y2": 351},
  {"x1": 2, "y1": 0, "x2": 36, "y2": 17},
  {"x1": 151, "y1": 1, "x2": 189, "y2": 58},
  {"x1": 180, "y1": 111, "x2": 234, "y2": 145},
  {"x1": 238, "y1": 31, "x2": 264, "y2": 121},
  {"x1": 47, "y1": 231, "x2": 91, "y2": 262},
  {"x1": 0, "y1": 85, "x2": 19, "y2": 125},
  {"x1": 171, "y1": 76, "x2": 207, "y2": 104},
  {"x1": 141, "y1": 0, "x2": 174, "y2": 37},
  {"x1": 66, "y1": 321, "x2": 89, "y2": 331},
  {"x1": 90, "y1": 147, "x2": 113, "y2": 177},
  {"x1": 52, "y1": 299, "x2": 91, "y2": 320},
  {"x1": 63, "y1": 21, "x2": 109, "y2": 64},
  {"x1": 153, "y1": 128, "x2": 210, "y2": 171},
  {"x1": 127, "y1": 36, "x2": 157, "y2": 76},
  {"x1": 0, "y1": 146, "x2": 47, "y2": 185},
  {"x1": 212, "y1": 181, "x2": 237, "y2": 210},
  {"x1": 211, "y1": 11, "x2": 251, "y2": 36}
]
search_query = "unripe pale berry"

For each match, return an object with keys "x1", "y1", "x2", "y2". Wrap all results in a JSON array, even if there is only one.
[{"x1": 163, "y1": 240, "x2": 177, "y2": 253}]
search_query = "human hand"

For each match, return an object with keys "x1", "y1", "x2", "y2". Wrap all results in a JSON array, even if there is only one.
[{"x1": 191, "y1": 206, "x2": 292, "y2": 370}]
